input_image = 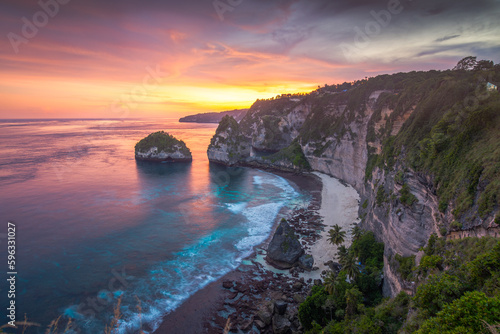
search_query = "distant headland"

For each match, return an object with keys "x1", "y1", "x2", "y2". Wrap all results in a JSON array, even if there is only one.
[{"x1": 179, "y1": 109, "x2": 248, "y2": 123}]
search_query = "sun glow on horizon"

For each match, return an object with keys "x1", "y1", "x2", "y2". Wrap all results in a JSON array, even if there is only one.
[{"x1": 2, "y1": 0, "x2": 499, "y2": 119}]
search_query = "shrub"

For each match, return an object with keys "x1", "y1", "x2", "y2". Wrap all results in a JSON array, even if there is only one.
[
  {"x1": 267, "y1": 141, "x2": 311, "y2": 169},
  {"x1": 351, "y1": 231, "x2": 384, "y2": 269},
  {"x1": 395, "y1": 254, "x2": 415, "y2": 280},
  {"x1": 450, "y1": 221, "x2": 463, "y2": 230},
  {"x1": 376, "y1": 185, "x2": 386, "y2": 207},
  {"x1": 299, "y1": 285, "x2": 329, "y2": 330},
  {"x1": 419, "y1": 255, "x2": 443, "y2": 271},
  {"x1": 399, "y1": 183, "x2": 418, "y2": 206},
  {"x1": 395, "y1": 171, "x2": 404, "y2": 184},
  {"x1": 417, "y1": 291, "x2": 500, "y2": 334},
  {"x1": 414, "y1": 273, "x2": 466, "y2": 316}
]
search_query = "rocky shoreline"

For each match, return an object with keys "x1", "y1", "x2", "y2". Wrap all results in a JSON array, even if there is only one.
[
  {"x1": 203, "y1": 198, "x2": 325, "y2": 333},
  {"x1": 154, "y1": 172, "x2": 325, "y2": 334}
]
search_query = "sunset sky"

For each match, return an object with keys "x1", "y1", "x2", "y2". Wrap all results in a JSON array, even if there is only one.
[{"x1": 1, "y1": 0, "x2": 500, "y2": 119}]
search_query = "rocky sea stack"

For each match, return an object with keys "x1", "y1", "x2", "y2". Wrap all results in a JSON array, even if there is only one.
[
  {"x1": 266, "y1": 218, "x2": 313, "y2": 270},
  {"x1": 135, "y1": 131, "x2": 192, "y2": 162}
]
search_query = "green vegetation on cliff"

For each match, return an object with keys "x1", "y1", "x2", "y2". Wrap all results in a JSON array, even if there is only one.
[
  {"x1": 135, "y1": 131, "x2": 191, "y2": 155},
  {"x1": 400, "y1": 236, "x2": 500, "y2": 333},
  {"x1": 208, "y1": 115, "x2": 247, "y2": 154},
  {"x1": 365, "y1": 59, "x2": 500, "y2": 220},
  {"x1": 265, "y1": 141, "x2": 311, "y2": 170},
  {"x1": 300, "y1": 234, "x2": 500, "y2": 334},
  {"x1": 298, "y1": 230, "x2": 385, "y2": 331}
]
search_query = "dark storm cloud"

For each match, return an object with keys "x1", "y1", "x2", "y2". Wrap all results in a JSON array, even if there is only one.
[
  {"x1": 1, "y1": 0, "x2": 500, "y2": 85},
  {"x1": 435, "y1": 34, "x2": 461, "y2": 43}
]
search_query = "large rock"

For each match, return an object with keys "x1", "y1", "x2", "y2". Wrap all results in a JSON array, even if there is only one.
[
  {"x1": 266, "y1": 219, "x2": 304, "y2": 269},
  {"x1": 257, "y1": 309, "x2": 272, "y2": 326},
  {"x1": 135, "y1": 131, "x2": 192, "y2": 162},
  {"x1": 274, "y1": 300, "x2": 288, "y2": 315}
]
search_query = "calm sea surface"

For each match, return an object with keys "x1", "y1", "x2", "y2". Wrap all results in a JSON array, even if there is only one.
[{"x1": 0, "y1": 119, "x2": 308, "y2": 333}]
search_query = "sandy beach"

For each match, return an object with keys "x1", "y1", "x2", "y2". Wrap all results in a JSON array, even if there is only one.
[{"x1": 309, "y1": 172, "x2": 360, "y2": 275}]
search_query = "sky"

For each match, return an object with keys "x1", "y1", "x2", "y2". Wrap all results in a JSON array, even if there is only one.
[{"x1": 1, "y1": 0, "x2": 500, "y2": 119}]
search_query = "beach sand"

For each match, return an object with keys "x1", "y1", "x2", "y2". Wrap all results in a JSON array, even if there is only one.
[{"x1": 309, "y1": 172, "x2": 360, "y2": 275}]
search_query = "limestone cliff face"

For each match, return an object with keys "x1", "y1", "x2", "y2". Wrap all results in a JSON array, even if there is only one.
[
  {"x1": 207, "y1": 79, "x2": 499, "y2": 296},
  {"x1": 135, "y1": 146, "x2": 192, "y2": 162},
  {"x1": 207, "y1": 115, "x2": 250, "y2": 165},
  {"x1": 302, "y1": 92, "x2": 384, "y2": 192},
  {"x1": 359, "y1": 166, "x2": 443, "y2": 296}
]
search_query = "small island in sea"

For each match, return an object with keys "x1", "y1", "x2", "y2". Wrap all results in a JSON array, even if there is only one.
[{"x1": 135, "y1": 131, "x2": 192, "y2": 162}]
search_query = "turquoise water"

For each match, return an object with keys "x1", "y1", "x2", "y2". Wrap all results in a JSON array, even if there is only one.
[{"x1": 0, "y1": 119, "x2": 308, "y2": 333}]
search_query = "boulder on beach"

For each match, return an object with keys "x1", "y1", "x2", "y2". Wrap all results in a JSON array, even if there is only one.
[
  {"x1": 266, "y1": 219, "x2": 304, "y2": 269},
  {"x1": 298, "y1": 254, "x2": 314, "y2": 271},
  {"x1": 135, "y1": 131, "x2": 192, "y2": 162}
]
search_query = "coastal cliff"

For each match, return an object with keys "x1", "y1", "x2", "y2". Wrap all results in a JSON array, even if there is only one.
[{"x1": 207, "y1": 67, "x2": 500, "y2": 297}]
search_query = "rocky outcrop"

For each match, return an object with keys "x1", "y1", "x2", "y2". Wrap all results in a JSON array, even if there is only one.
[
  {"x1": 135, "y1": 131, "x2": 192, "y2": 162},
  {"x1": 179, "y1": 108, "x2": 248, "y2": 123},
  {"x1": 207, "y1": 115, "x2": 251, "y2": 165},
  {"x1": 266, "y1": 219, "x2": 305, "y2": 269},
  {"x1": 207, "y1": 99, "x2": 312, "y2": 171}
]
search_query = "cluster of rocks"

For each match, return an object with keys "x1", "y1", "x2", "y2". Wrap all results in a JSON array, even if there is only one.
[
  {"x1": 285, "y1": 205, "x2": 324, "y2": 252},
  {"x1": 208, "y1": 262, "x2": 316, "y2": 333},
  {"x1": 201, "y1": 202, "x2": 327, "y2": 333}
]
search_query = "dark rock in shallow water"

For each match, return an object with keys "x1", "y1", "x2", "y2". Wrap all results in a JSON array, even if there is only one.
[
  {"x1": 274, "y1": 300, "x2": 288, "y2": 315},
  {"x1": 266, "y1": 219, "x2": 304, "y2": 269},
  {"x1": 222, "y1": 280, "x2": 234, "y2": 289},
  {"x1": 292, "y1": 281, "x2": 303, "y2": 291},
  {"x1": 298, "y1": 254, "x2": 314, "y2": 271}
]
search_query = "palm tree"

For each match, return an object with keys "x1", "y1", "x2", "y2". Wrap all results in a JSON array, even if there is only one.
[
  {"x1": 342, "y1": 252, "x2": 360, "y2": 281},
  {"x1": 327, "y1": 224, "x2": 346, "y2": 246},
  {"x1": 323, "y1": 271, "x2": 339, "y2": 295},
  {"x1": 336, "y1": 245, "x2": 348, "y2": 264},
  {"x1": 351, "y1": 225, "x2": 363, "y2": 241}
]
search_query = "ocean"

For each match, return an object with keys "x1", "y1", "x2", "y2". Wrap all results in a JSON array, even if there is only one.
[{"x1": 0, "y1": 119, "x2": 309, "y2": 333}]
